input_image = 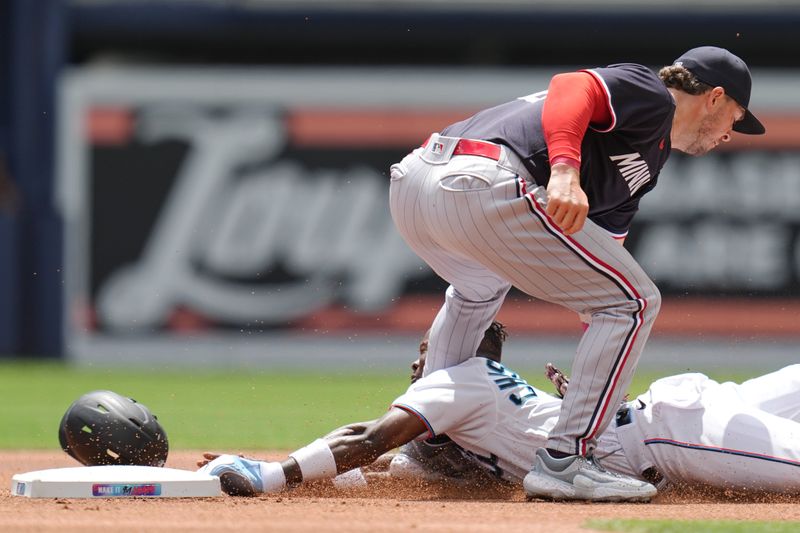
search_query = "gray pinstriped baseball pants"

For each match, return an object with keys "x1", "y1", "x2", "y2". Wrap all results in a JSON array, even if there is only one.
[{"x1": 388, "y1": 135, "x2": 661, "y2": 456}]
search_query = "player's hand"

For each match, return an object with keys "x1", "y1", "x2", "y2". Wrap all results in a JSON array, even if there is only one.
[
  {"x1": 545, "y1": 164, "x2": 588, "y2": 235},
  {"x1": 197, "y1": 451, "x2": 250, "y2": 467},
  {"x1": 197, "y1": 452, "x2": 221, "y2": 467},
  {"x1": 545, "y1": 362, "x2": 570, "y2": 398}
]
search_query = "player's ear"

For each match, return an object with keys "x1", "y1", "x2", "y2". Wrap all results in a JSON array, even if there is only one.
[{"x1": 708, "y1": 86, "x2": 726, "y2": 108}]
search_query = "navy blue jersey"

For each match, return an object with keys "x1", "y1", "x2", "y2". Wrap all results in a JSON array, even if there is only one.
[{"x1": 441, "y1": 64, "x2": 674, "y2": 236}]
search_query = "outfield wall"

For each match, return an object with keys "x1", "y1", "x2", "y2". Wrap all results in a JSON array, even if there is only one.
[
  {"x1": 57, "y1": 66, "x2": 800, "y2": 366},
  {"x1": 4, "y1": 0, "x2": 800, "y2": 359}
]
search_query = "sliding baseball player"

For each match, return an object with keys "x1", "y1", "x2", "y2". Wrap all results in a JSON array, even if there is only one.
[{"x1": 200, "y1": 324, "x2": 800, "y2": 499}]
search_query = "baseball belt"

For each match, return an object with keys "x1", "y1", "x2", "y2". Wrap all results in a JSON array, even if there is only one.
[{"x1": 421, "y1": 135, "x2": 502, "y2": 161}]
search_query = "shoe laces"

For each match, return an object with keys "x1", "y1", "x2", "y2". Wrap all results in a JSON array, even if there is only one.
[{"x1": 586, "y1": 454, "x2": 620, "y2": 477}]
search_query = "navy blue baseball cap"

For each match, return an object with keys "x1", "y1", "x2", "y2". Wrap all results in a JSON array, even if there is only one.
[{"x1": 673, "y1": 46, "x2": 765, "y2": 135}]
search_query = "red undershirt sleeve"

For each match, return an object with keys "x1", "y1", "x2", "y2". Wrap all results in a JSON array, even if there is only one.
[{"x1": 542, "y1": 71, "x2": 613, "y2": 169}]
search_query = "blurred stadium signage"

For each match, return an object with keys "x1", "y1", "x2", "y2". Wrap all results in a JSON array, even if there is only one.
[{"x1": 58, "y1": 67, "x2": 800, "y2": 361}]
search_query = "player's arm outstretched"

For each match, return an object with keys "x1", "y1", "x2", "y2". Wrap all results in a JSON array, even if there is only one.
[
  {"x1": 198, "y1": 322, "x2": 507, "y2": 496},
  {"x1": 198, "y1": 409, "x2": 427, "y2": 495}
]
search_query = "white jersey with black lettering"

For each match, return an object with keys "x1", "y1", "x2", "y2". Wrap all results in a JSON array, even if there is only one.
[
  {"x1": 392, "y1": 358, "x2": 800, "y2": 492},
  {"x1": 391, "y1": 357, "x2": 562, "y2": 482}
]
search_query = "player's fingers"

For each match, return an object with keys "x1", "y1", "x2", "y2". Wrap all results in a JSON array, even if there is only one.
[
  {"x1": 563, "y1": 214, "x2": 585, "y2": 235},
  {"x1": 545, "y1": 196, "x2": 562, "y2": 218},
  {"x1": 559, "y1": 207, "x2": 580, "y2": 234},
  {"x1": 547, "y1": 199, "x2": 570, "y2": 227},
  {"x1": 563, "y1": 205, "x2": 589, "y2": 235},
  {"x1": 575, "y1": 203, "x2": 589, "y2": 231}
]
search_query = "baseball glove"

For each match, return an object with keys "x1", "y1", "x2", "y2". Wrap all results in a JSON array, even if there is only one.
[{"x1": 545, "y1": 363, "x2": 569, "y2": 398}]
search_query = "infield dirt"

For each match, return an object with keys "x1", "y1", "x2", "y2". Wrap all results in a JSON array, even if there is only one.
[{"x1": 3, "y1": 451, "x2": 800, "y2": 532}]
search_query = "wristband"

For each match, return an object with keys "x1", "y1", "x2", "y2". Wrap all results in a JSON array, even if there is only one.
[
  {"x1": 260, "y1": 461, "x2": 288, "y2": 492},
  {"x1": 550, "y1": 156, "x2": 580, "y2": 170},
  {"x1": 289, "y1": 438, "x2": 337, "y2": 481}
]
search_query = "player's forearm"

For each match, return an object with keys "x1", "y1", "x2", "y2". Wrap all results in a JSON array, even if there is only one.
[
  {"x1": 326, "y1": 419, "x2": 422, "y2": 472},
  {"x1": 325, "y1": 432, "x2": 395, "y2": 473},
  {"x1": 273, "y1": 420, "x2": 395, "y2": 484},
  {"x1": 322, "y1": 420, "x2": 377, "y2": 440},
  {"x1": 202, "y1": 411, "x2": 426, "y2": 494},
  {"x1": 320, "y1": 408, "x2": 427, "y2": 474}
]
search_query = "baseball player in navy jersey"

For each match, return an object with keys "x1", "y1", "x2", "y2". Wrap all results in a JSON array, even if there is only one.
[
  {"x1": 387, "y1": 45, "x2": 765, "y2": 501},
  {"x1": 199, "y1": 323, "x2": 800, "y2": 499}
]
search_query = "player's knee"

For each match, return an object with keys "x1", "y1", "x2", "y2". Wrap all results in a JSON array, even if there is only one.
[
  {"x1": 604, "y1": 281, "x2": 660, "y2": 322},
  {"x1": 640, "y1": 282, "x2": 661, "y2": 322}
]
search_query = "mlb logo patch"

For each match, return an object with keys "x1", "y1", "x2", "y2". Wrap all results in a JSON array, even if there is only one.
[{"x1": 432, "y1": 142, "x2": 445, "y2": 154}]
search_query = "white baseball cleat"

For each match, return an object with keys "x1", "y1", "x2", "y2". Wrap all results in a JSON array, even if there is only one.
[
  {"x1": 523, "y1": 448, "x2": 656, "y2": 502},
  {"x1": 389, "y1": 453, "x2": 450, "y2": 483},
  {"x1": 198, "y1": 455, "x2": 265, "y2": 496}
]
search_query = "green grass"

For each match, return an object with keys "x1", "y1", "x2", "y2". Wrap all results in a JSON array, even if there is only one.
[
  {"x1": 587, "y1": 519, "x2": 800, "y2": 533},
  {"x1": 0, "y1": 362, "x2": 758, "y2": 450},
  {"x1": 0, "y1": 362, "x2": 407, "y2": 450}
]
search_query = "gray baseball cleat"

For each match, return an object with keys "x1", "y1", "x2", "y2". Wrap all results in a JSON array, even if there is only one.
[{"x1": 523, "y1": 448, "x2": 656, "y2": 502}]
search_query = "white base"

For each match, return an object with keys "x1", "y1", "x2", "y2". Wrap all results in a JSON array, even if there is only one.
[{"x1": 12, "y1": 465, "x2": 221, "y2": 498}]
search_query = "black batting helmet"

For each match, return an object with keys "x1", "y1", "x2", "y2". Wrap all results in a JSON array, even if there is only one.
[{"x1": 58, "y1": 390, "x2": 169, "y2": 467}]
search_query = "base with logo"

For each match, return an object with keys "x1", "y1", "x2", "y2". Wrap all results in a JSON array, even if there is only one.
[{"x1": 12, "y1": 465, "x2": 221, "y2": 498}]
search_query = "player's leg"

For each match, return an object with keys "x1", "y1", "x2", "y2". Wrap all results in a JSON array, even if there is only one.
[
  {"x1": 624, "y1": 379, "x2": 800, "y2": 492},
  {"x1": 198, "y1": 408, "x2": 427, "y2": 496},
  {"x1": 449, "y1": 174, "x2": 660, "y2": 500},
  {"x1": 687, "y1": 409, "x2": 800, "y2": 491},
  {"x1": 455, "y1": 175, "x2": 661, "y2": 458},
  {"x1": 422, "y1": 283, "x2": 510, "y2": 376},
  {"x1": 390, "y1": 147, "x2": 512, "y2": 375},
  {"x1": 726, "y1": 364, "x2": 800, "y2": 421}
]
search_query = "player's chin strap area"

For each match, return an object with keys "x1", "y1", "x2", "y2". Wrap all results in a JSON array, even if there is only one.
[{"x1": 615, "y1": 401, "x2": 665, "y2": 489}]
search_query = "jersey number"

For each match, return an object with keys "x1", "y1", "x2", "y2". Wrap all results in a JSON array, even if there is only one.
[{"x1": 485, "y1": 359, "x2": 538, "y2": 406}]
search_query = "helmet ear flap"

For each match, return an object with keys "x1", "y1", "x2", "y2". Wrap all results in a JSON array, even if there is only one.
[
  {"x1": 59, "y1": 390, "x2": 169, "y2": 467},
  {"x1": 58, "y1": 416, "x2": 78, "y2": 462}
]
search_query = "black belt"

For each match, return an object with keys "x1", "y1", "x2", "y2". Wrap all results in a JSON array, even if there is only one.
[
  {"x1": 615, "y1": 404, "x2": 635, "y2": 427},
  {"x1": 615, "y1": 400, "x2": 643, "y2": 427},
  {"x1": 614, "y1": 401, "x2": 665, "y2": 487}
]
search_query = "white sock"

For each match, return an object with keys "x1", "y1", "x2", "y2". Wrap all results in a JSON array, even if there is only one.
[
  {"x1": 332, "y1": 468, "x2": 367, "y2": 489},
  {"x1": 289, "y1": 438, "x2": 337, "y2": 481},
  {"x1": 259, "y1": 461, "x2": 287, "y2": 493}
]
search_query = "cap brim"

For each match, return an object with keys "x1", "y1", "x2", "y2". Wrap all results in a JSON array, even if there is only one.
[{"x1": 733, "y1": 109, "x2": 765, "y2": 135}]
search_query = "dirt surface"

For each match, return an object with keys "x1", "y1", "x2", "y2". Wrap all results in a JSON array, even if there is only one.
[{"x1": 3, "y1": 451, "x2": 800, "y2": 532}]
